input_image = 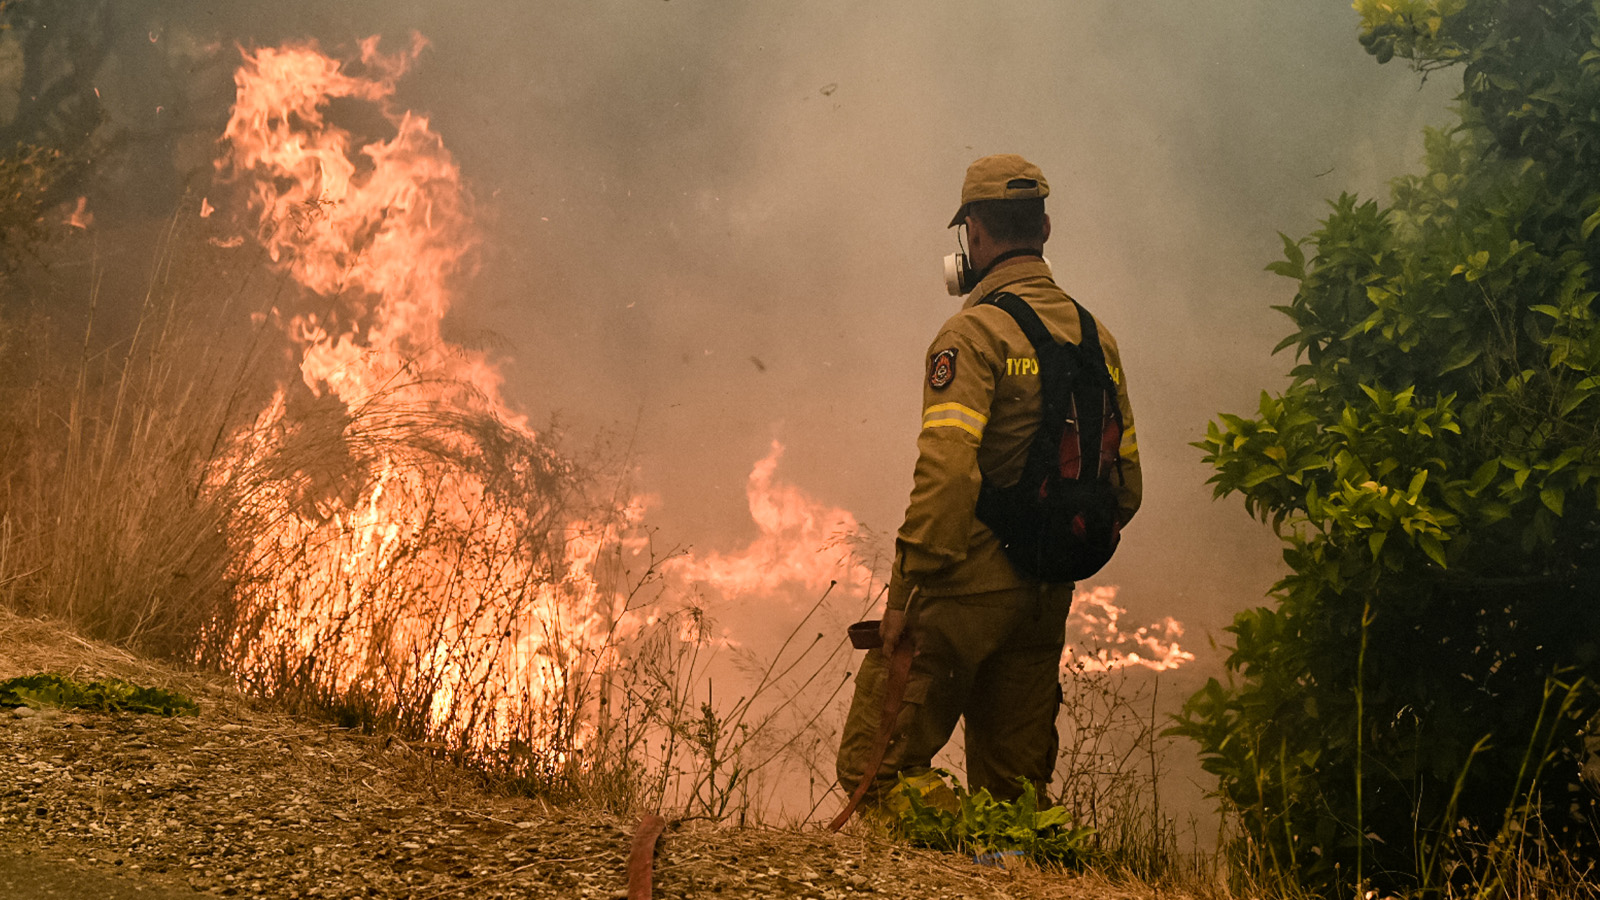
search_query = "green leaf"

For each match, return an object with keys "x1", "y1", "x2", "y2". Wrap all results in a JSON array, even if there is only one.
[
  {"x1": 1541, "y1": 487, "x2": 1565, "y2": 516},
  {"x1": 1468, "y1": 459, "x2": 1499, "y2": 494},
  {"x1": 1418, "y1": 533, "x2": 1447, "y2": 567},
  {"x1": 1406, "y1": 469, "x2": 1429, "y2": 501},
  {"x1": 1240, "y1": 466, "x2": 1280, "y2": 488},
  {"x1": 1272, "y1": 231, "x2": 1307, "y2": 280},
  {"x1": 1560, "y1": 383, "x2": 1595, "y2": 417},
  {"x1": 1583, "y1": 206, "x2": 1600, "y2": 241},
  {"x1": 1438, "y1": 344, "x2": 1482, "y2": 375}
]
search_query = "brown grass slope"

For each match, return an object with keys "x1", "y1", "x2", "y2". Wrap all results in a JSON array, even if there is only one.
[{"x1": 0, "y1": 608, "x2": 1192, "y2": 900}]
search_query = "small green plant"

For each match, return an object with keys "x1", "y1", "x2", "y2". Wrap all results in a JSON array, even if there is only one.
[
  {"x1": 893, "y1": 774, "x2": 1097, "y2": 868},
  {"x1": 0, "y1": 672, "x2": 198, "y2": 716}
]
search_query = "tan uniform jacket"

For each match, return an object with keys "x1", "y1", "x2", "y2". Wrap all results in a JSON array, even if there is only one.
[{"x1": 891, "y1": 259, "x2": 1142, "y2": 600}]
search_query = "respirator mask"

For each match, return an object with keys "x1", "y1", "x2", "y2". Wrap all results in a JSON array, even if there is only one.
[
  {"x1": 942, "y1": 224, "x2": 1052, "y2": 297},
  {"x1": 943, "y1": 226, "x2": 977, "y2": 296}
]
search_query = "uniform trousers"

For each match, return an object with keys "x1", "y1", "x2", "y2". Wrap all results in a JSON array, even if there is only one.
[{"x1": 835, "y1": 582, "x2": 1073, "y2": 802}]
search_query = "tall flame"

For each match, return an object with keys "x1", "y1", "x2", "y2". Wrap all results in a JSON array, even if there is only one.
[
  {"x1": 219, "y1": 33, "x2": 498, "y2": 414},
  {"x1": 212, "y1": 35, "x2": 619, "y2": 764}
]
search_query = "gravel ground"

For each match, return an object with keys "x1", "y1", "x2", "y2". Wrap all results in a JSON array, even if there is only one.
[{"x1": 0, "y1": 610, "x2": 1188, "y2": 900}]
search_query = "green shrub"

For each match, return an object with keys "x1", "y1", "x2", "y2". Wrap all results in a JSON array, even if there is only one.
[
  {"x1": 0, "y1": 672, "x2": 198, "y2": 716},
  {"x1": 892, "y1": 775, "x2": 1096, "y2": 869},
  {"x1": 1173, "y1": 2, "x2": 1600, "y2": 895}
]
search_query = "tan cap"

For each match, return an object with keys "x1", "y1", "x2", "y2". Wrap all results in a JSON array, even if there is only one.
[{"x1": 948, "y1": 154, "x2": 1049, "y2": 227}]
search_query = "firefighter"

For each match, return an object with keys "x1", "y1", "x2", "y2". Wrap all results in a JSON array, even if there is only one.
[{"x1": 836, "y1": 153, "x2": 1142, "y2": 808}]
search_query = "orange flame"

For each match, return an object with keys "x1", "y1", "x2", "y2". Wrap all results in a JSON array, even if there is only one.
[
  {"x1": 211, "y1": 35, "x2": 623, "y2": 763},
  {"x1": 667, "y1": 440, "x2": 876, "y2": 602},
  {"x1": 65, "y1": 196, "x2": 92, "y2": 230},
  {"x1": 219, "y1": 33, "x2": 497, "y2": 415},
  {"x1": 1064, "y1": 585, "x2": 1194, "y2": 673}
]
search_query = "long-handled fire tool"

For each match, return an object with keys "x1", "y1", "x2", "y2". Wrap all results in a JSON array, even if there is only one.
[
  {"x1": 828, "y1": 591, "x2": 920, "y2": 832},
  {"x1": 626, "y1": 813, "x2": 668, "y2": 900}
]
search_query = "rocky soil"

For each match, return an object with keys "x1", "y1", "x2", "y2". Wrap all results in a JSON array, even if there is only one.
[{"x1": 0, "y1": 610, "x2": 1189, "y2": 899}]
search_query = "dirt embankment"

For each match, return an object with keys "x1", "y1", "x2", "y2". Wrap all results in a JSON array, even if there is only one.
[{"x1": 0, "y1": 610, "x2": 1178, "y2": 899}]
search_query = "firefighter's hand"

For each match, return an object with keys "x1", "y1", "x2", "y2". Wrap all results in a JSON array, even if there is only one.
[{"x1": 880, "y1": 608, "x2": 908, "y2": 655}]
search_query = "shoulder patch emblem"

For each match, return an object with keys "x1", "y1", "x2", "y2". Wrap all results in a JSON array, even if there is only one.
[{"x1": 928, "y1": 348, "x2": 958, "y2": 390}]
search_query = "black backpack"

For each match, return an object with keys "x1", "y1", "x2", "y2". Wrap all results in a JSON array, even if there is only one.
[{"x1": 974, "y1": 291, "x2": 1125, "y2": 583}]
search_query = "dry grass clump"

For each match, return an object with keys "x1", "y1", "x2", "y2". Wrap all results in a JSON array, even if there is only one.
[
  {"x1": 1053, "y1": 662, "x2": 1184, "y2": 879},
  {"x1": 0, "y1": 218, "x2": 270, "y2": 657}
]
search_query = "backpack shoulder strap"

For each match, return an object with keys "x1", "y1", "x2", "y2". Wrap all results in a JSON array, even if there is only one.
[
  {"x1": 1068, "y1": 297, "x2": 1106, "y2": 365},
  {"x1": 979, "y1": 291, "x2": 1109, "y2": 373},
  {"x1": 978, "y1": 291, "x2": 1056, "y2": 353}
]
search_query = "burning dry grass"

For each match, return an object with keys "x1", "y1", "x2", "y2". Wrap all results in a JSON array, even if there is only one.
[{"x1": 0, "y1": 208, "x2": 854, "y2": 826}]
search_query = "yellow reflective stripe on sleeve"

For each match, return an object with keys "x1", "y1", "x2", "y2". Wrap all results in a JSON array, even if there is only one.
[
  {"x1": 923, "y1": 402, "x2": 988, "y2": 438},
  {"x1": 924, "y1": 402, "x2": 989, "y2": 424},
  {"x1": 924, "y1": 417, "x2": 983, "y2": 438},
  {"x1": 1121, "y1": 424, "x2": 1139, "y2": 458}
]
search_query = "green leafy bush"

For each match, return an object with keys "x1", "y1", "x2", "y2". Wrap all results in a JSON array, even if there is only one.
[
  {"x1": 0, "y1": 672, "x2": 199, "y2": 716},
  {"x1": 1172, "y1": 1, "x2": 1600, "y2": 895},
  {"x1": 892, "y1": 775, "x2": 1096, "y2": 869}
]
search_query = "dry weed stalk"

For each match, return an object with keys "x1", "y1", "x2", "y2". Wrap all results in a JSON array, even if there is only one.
[{"x1": 1054, "y1": 660, "x2": 1178, "y2": 875}]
